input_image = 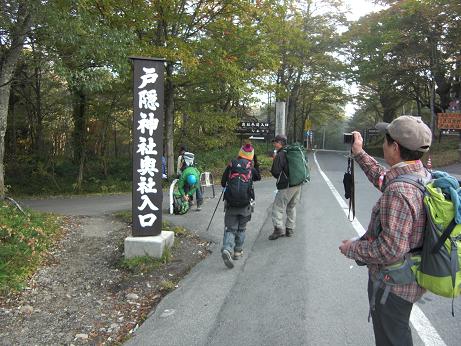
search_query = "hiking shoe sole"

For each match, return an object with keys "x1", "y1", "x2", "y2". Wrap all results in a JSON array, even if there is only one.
[
  {"x1": 222, "y1": 250, "x2": 234, "y2": 269},
  {"x1": 268, "y1": 233, "x2": 284, "y2": 240}
]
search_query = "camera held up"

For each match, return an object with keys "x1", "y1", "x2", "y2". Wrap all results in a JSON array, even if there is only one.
[{"x1": 343, "y1": 133, "x2": 354, "y2": 144}]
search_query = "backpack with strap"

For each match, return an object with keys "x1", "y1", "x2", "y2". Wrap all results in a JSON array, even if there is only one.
[
  {"x1": 284, "y1": 143, "x2": 310, "y2": 186},
  {"x1": 224, "y1": 159, "x2": 253, "y2": 207},
  {"x1": 372, "y1": 172, "x2": 461, "y2": 315},
  {"x1": 173, "y1": 192, "x2": 190, "y2": 215}
]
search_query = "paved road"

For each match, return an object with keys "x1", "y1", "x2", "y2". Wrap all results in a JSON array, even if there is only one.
[{"x1": 20, "y1": 151, "x2": 460, "y2": 346}]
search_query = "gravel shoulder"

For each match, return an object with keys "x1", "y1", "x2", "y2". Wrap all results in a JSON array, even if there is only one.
[{"x1": 0, "y1": 214, "x2": 209, "y2": 345}]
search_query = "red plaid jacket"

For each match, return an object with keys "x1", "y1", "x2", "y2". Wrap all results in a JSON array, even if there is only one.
[{"x1": 346, "y1": 151, "x2": 427, "y2": 303}]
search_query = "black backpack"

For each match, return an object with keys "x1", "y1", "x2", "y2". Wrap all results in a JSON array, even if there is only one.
[{"x1": 224, "y1": 159, "x2": 253, "y2": 207}]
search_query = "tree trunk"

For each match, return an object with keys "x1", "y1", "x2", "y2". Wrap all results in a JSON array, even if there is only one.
[
  {"x1": 71, "y1": 87, "x2": 87, "y2": 191},
  {"x1": 0, "y1": 3, "x2": 31, "y2": 198},
  {"x1": 379, "y1": 91, "x2": 400, "y2": 123},
  {"x1": 165, "y1": 62, "x2": 175, "y2": 177},
  {"x1": 33, "y1": 64, "x2": 44, "y2": 156}
]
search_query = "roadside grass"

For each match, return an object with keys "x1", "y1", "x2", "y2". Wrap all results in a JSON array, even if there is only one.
[
  {"x1": 0, "y1": 201, "x2": 63, "y2": 294},
  {"x1": 113, "y1": 210, "x2": 132, "y2": 224},
  {"x1": 118, "y1": 246, "x2": 172, "y2": 274},
  {"x1": 425, "y1": 137, "x2": 460, "y2": 167}
]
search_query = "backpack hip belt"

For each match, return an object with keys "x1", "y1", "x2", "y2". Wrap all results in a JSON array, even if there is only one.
[{"x1": 369, "y1": 254, "x2": 421, "y2": 313}]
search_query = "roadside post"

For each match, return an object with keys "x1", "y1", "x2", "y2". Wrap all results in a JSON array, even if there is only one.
[{"x1": 124, "y1": 56, "x2": 174, "y2": 259}]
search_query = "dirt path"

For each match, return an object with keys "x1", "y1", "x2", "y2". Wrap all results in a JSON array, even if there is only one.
[{"x1": 0, "y1": 214, "x2": 209, "y2": 345}]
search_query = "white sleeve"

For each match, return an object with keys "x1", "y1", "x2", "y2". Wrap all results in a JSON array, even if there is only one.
[{"x1": 176, "y1": 155, "x2": 182, "y2": 175}]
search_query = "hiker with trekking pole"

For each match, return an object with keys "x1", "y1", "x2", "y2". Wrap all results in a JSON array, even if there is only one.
[{"x1": 218, "y1": 143, "x2": 261, "y2": 269}]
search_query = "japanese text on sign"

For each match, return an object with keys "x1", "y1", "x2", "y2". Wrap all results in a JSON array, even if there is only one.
[
  {"x1": 437, "y1": 113, "x2": 461, "y2": 130},
  {"x1": 131, "y1": 59, "x2": 165, "y2": 236}
]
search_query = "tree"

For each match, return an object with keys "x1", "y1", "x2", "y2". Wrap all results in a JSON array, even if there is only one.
[
  {"x1": 345, "y1": 1, "x2": 461, "y2": 125},
  {"x1": 267, "y1": 0, "x2": 347, "y2": 140},
  {"x1": 38, "y1": 0, "x2": 134, "y2": 190},
  {"x1": 0, "y1": 0, "x2": 33, "y2": 198},
  {"x1": 133, "y1": 0, "x2": 277, "y2": 175}
]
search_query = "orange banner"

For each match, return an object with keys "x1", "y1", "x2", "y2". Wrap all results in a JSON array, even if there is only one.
[{"x1": 437, "y1": 113, "x2": 461, "y2": 130}]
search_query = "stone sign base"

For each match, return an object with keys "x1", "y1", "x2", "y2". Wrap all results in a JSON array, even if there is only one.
[{"x1": 124, "y1": 231, "x2": 174, "y2": 259}]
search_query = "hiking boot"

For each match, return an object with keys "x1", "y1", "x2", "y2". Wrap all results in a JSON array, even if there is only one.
[
  {"x1": 222, "y1": 249, "x2": 234, "y2": 269},
  {"x1": 285, "y1": 228, "x2": 294, "y2": 237},
  {"x1": 233, "y1": 250, "x2": 243, "y2": 260},
  {"x1": 268, "y1": 228, "x2": 285, "y2": 240}
]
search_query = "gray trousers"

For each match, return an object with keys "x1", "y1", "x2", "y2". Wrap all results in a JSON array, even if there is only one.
[
  {"x1": 271, "y1": 185, "x2": 302, "y2": 229},
  {"x1": 367, "y1": 279, "x2": 413, "y2": 346},
  {"x1": 222, "y1": 203, "x2": 252, "y2": 253}
]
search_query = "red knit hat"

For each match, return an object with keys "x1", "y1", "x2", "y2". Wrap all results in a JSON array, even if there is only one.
[{"x1": 238, "y1": 144, "x2": 254, "y2": 161}]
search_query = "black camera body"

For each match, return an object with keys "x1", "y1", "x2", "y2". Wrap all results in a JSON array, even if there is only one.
[{"x1": 344, "y1": 133, "x2": 354, "y2": 144}]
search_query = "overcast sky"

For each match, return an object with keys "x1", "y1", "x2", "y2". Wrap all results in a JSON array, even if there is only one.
[{"x1": 342, "y1": 0, "x2": 384, "y2": 21}]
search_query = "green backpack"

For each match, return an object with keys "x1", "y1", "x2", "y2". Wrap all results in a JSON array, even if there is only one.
[
  {"x1": 173, "y1": 192, "x2": 190, "y2": 215},
  {"x1": 373, "y1": 172, "x2": 461, "y2": 315},
  {"x1": 284, "y1": 143, "x2": 310, "y2": 186}
]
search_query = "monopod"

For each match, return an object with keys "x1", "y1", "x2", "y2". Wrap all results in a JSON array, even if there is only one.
[{"x1": 206, "y1": 188, "x2": 225, "y2": 231}]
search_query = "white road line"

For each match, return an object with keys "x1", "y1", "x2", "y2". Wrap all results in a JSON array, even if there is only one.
[{"x1": 313, "y1": 151, "x2": 446, "y2": 346}]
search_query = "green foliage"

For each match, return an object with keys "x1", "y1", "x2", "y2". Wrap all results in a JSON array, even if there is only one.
[
  {"x1": 0, "y1": 202, "x2": 63, "y2": 293},
  {"x1": 160, "y1": 279, "x2": 176, "y2": 291},
  {"x1": 345, "y1": 1, "x2": 461, "y2": 122},
  {"x1": 162, "y1": 221, "x2": 188, "y2": 237},
  {"x1": 118, "y1": 249, "x2": 171, "y2": 274},
  {"x1": 6, "y1": 156, "x2": 132, "y2": 196}
]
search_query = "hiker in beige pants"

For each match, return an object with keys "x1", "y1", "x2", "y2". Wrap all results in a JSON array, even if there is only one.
[
  {"x1": 268, "y1": 134, "x2": 302, "y2": 240},
  {"x1": 271, "y1": 185, "x2": 302, "y2": 236}
]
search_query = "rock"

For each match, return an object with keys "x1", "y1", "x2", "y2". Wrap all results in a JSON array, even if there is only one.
[
  {"x1": 20, "y1": 305, "x2": 33, "y2": 315},
  {"x1": 75, "y1": 333, "x2": 88, "y2": 340},
  {"x1": 126, "y1": 293, "x2": 139, "y2": 301}
]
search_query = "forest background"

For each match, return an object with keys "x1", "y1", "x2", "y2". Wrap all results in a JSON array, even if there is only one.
[{"x1": 1, "y1": 0, "x2": 460, "y2": 197}]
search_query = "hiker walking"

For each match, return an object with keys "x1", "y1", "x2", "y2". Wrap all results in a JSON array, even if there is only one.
[
  {"x1": 339, "y1": 116, "x2": 432, "y2": 346},
  {"x1": 178, "y1": 166, "x2": 203, "y2": 211},
  {"x1": 220, "y1": 143, "x2": 261, "y2": 268},
  {"x1": 268, "y1": 135, "x2": 302, "y2": 240}
]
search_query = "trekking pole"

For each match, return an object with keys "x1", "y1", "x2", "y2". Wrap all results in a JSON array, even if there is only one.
[{"x1": 206, "y1": 188, "x2": 225, "y2": 231}]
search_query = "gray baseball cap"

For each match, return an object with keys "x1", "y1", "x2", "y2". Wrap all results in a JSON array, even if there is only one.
[
  {"x1": 375, "y1": 115, "x2": 432, "y2": 152},
  {"x1": 272, "y1": 134, "x2": 287, "y2": 144}
]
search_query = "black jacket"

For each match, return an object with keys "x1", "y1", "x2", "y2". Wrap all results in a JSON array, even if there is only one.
[{"x1": 271, "y1": 147, "x2": 289, "y2": 190}]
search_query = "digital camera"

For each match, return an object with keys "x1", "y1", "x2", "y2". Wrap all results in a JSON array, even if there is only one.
[{"x1": 343, "y1": 133, "x2": 354, "y2": 144}]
